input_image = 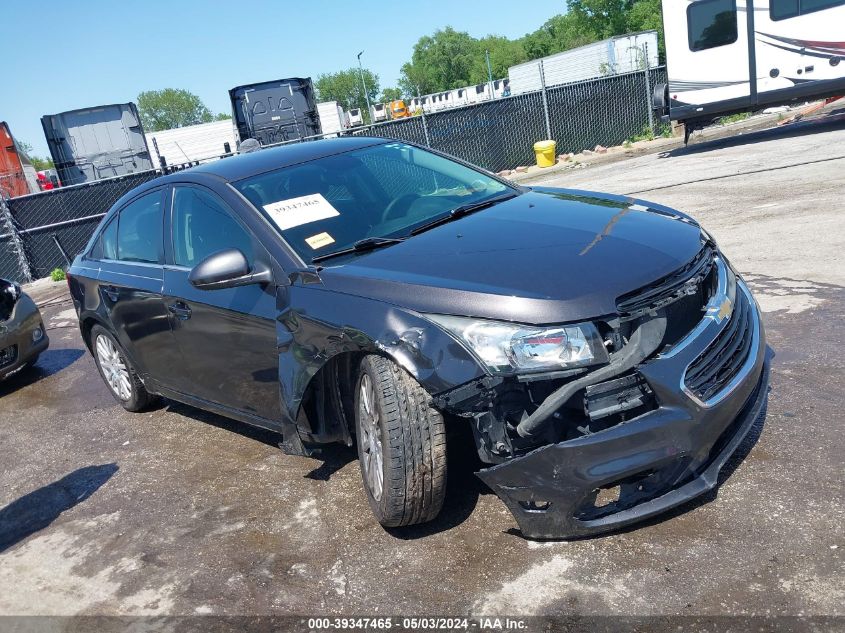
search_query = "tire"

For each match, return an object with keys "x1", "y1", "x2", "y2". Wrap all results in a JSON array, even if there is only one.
[
  {"x1": 354, "y1": 355, "x2": 447, "y2": 528},
  {"x1": 90, "y1": 324, "x2": 155, "y2": 412},
  {"x1": 652, "y1": 82, "x2": 669, "y2": 117}
]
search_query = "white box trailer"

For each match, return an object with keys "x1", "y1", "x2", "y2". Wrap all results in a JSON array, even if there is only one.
[
  {"x1": 317, "y1": 101, "x2": 348, "y2": 136},
  {"x1": 655, "y1": 0, "x2": 845, "y2": 142},
  {"x1": 146, "y1": 119, "x2": 237, "y2": 167},
  {"x1": 509, "y1": 30, "x2": 660, "y2": 95},
  {"x1": 371, "y1": 103, "x2": 388, "y2": 122},
  {"x1": 348, "y1": 108, "x2": 364, "y2": 127}
]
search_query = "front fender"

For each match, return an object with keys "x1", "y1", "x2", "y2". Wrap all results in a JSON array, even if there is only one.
[{"x1": 277, "y1": 284, "x2": 485, "y2": 427}]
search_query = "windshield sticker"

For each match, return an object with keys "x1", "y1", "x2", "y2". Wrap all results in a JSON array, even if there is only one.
[
  {"x1": 263, "y1": 193, "x2": 340, "y2": 231},
  {"x1": 305, "y1": 232, "x2": 336, "y2": 250}
]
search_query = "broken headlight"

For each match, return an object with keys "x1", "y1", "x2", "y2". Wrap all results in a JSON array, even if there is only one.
[{"x1": 427, "y1": 315, "x2": 609, "y2": 374}]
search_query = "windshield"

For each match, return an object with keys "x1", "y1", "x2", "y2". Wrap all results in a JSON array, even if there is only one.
[{"x1": 233, "y1": 142, "x2": 514, "y2": 262}]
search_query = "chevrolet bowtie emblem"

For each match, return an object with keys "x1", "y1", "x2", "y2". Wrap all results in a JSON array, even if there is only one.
[{"x1": 716, "y1": 297, "x2": 733, "y2": 322}]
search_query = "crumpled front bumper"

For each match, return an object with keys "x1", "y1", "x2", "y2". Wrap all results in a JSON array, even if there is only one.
[
  {"x1": 0, "y1": 294, "x2": 49, "y2": 380},
  {"x1": 476, "y1": 281, "x2": 768, "y2": 539}
]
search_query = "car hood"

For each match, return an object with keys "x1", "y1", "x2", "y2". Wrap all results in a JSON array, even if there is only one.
[{"x1": 313, "y1": 188, "x2": 705, "y2": 324}]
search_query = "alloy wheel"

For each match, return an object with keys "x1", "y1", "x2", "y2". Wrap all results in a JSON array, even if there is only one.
[
  {"x1": 95, "y1": 334, "x2": 132, "y2": 401},
  {"x1": 358, "y1": 373, "x2": 384, "y2": 501}
]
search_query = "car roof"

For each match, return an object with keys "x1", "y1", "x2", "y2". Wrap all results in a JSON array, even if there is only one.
[{"x1": 187, "y1": 136, "x2": 389, "y2": 182}]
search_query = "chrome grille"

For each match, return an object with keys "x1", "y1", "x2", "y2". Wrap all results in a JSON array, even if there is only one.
[{"x1": 684, "y1": 288, "x2": 754, "y2": 402}]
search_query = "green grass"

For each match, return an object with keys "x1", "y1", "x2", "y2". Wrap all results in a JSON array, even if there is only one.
[
  {"x1": 717, "y1": 112, "x2": 751, "y2": 125},
  {"x1": 50, "y1": 267, "x2": 66, "y2": 282},
  {"x1": 626, "y1": 122, "x2": 673, "y2": 144}
]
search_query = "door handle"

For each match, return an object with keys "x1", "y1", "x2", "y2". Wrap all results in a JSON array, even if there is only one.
[
  {"x1": 167, "y1": 302, "x2": 192, "y2": 320},
  {"x1": 102, "y1": 285, "x2": 119, "y2": 302}
]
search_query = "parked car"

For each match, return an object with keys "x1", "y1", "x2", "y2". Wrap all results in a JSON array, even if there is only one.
[
  {"x1": 1, "y1": 278, "x2": 48, "y2": 380},
  {"x1": 67, "y1": 138, "x2": 768, "y2": 538}
]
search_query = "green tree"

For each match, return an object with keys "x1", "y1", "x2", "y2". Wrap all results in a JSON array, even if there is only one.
[
  {"x1": 137, "y1": 88, "x2": 214, "y2": 131},
  {"x1": 521, "y1": 13, "x2": 599, "y2": 59},
  {"x1": 399, "y1": 27, "x2": 478, "y2": 94},
  {"x1": 517, "y1": 1, "x2": 663, "y2": 62},
  {"x1": 380, "y1": 87, "x2": 404, "y2": 103},
  {"x1": 214, "y1": 112, "x2": 232, "y2": 121},
  {"x1": 619, "y1": 0, "x2": 665, "y2": 58},
  {"x1": 566, "y1": 0, "x2": 633, "y2": 39},
  {"x1": 470, "y1": 36, "x2": 529, "y2": 84},
  {"x1": 17, "y1": 141, "x2": 54, "y2": 171},
  {"x1": 315, "y1": 68, "x2": 380, "y2": 121}
]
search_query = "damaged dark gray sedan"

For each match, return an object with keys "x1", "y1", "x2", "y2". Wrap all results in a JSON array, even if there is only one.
[
  {"x1": 68, "y1": 138, "x2": 768, "y2": 539},
  {"x1": 1, "y1": 277, "x2": 48, "y2": 380}
]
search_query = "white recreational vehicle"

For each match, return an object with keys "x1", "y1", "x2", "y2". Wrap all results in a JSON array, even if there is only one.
[{"x1": 655, "y1": 0, "x2": 845, "y2": 142}]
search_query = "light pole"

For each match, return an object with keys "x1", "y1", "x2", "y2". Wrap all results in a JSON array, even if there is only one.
[
  {"x1": 357, "y1": 50, "x2": 372, "y2": 122},
  {"x1": 485, "y1": 49, "x2": 494, "y2": 98}
]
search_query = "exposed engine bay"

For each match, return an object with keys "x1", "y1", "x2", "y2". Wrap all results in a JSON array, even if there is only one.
[
  {"x1": 1, "y1": 278, "x2": 21, "y2": 323},
  {"x1": 436, "y1": 245, "x2": 718, "y2": 463}
]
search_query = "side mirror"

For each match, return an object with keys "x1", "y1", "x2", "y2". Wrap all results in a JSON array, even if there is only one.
[{"x1": 188, "y1": 249, "x2": 272, "y2": 290}]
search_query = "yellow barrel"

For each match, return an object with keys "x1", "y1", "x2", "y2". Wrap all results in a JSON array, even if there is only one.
[{"x1": 533, "y1": 140, "x2": 556, "y2": 168}]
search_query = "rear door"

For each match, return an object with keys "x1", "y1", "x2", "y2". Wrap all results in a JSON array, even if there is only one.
[
  {"x1": 162, "y1": 184, "x2": 281, "y2": 421},
  {"x1": 95, "y1": 188, "x2": 180, "y2": 386}
]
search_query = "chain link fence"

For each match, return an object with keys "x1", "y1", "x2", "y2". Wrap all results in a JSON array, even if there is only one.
[
  {"x1": 1, "y1": 171, "x2": 162, "y2": 282},
  {"x1": 1, "y1": 64, "x2": 666, "y2": 283}
]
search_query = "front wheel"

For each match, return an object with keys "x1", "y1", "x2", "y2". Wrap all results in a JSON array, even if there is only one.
[{"x1": 355, "y1": 355, "x2": 447, "y2": 528}]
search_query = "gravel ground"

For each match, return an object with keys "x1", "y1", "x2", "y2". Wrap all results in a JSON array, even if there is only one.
[{"x1": 0, "y1": 112, "x2": 843, "y2": 630}]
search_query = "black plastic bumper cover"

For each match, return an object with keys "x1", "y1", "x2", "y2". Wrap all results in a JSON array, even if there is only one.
[{"x1": 477, "y1": 284, "x2": 768, "y2": 539}]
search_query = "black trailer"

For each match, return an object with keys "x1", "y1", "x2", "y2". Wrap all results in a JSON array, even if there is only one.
[{"x1": 229, "y1": 78, "x2": 321, "y2": 147}]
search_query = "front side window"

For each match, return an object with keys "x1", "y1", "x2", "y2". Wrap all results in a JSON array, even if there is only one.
[
  {"x1": 234, "y1": 142, "x2": 513, "y2": 262},
  {"x1": 117, "y1": 191, "x2": 162, "y2": 264},
  {"x1": 771, "y1": 0, "x2": 845, "y2": 19},
  {"x1": 688, "y1": 0, "x2": 738, "y2": 51},
  {"x1": 171, "y1": 187, "x2": 254, "y2": 268}
]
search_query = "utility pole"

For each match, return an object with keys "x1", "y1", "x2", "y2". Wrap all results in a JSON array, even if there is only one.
[
  {"x1": 357, "y1": 50, "x2": 372, "y2": 123},
  {"x1": 485, "y1": 49, "x2": 494, "y2": 98}
]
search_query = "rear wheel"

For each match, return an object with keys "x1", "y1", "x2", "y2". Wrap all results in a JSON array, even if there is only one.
[
  {"x1": 91, "y1": 325, "x2": 155, "y2": 412},
  {"x1": 355, "y1": 355, "x2": 447, "y2": 528}
]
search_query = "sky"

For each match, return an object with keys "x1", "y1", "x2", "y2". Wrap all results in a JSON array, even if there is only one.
[{"x1": 1, "y1": 0, "x2": 563, "y2": 157}]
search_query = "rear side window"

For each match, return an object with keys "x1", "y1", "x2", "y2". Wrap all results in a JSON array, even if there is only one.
[
  {"x1": 688, "y1": 0, "x2": 738, "y2": 51},
  {"x1": 95, "y1": 217, "x2": 118, "y2": 260},
  {"x1": 171, "y1": 187, "x2": 254, "y2": 268},
  {"x1": 117, "y1": 191, "x2": 162, "y2": 264},
  {"x1": 771, "y1": 0, "x2": 845, "y2": 19}
]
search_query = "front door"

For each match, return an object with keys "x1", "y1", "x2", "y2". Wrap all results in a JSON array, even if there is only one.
[{"x1": 162, "y1": 184, "x2": 281, "y2": 422}]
